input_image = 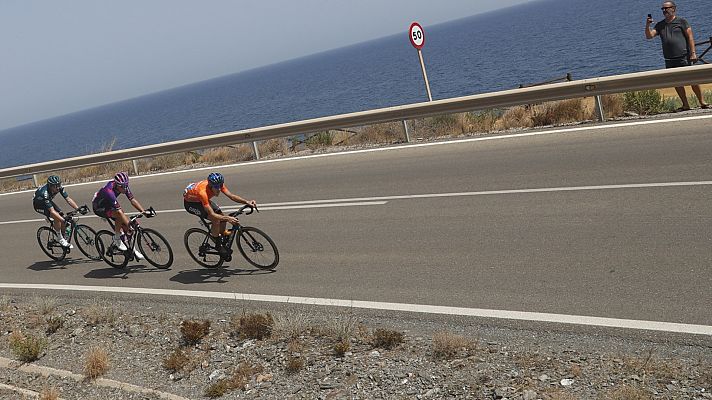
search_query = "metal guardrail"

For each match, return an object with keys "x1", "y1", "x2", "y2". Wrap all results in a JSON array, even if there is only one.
[{"x1": 1, "y1": 64, "x2": 712, "y2": 181}]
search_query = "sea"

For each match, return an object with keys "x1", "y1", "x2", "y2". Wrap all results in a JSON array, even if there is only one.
[{"x1": 1, "y1": 0, "x2": 711, "y2": 169}]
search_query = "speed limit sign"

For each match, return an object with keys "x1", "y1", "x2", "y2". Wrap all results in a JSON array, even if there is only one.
[{"x1": 409, "y1": 22, "x2": 425, "y2": 49}]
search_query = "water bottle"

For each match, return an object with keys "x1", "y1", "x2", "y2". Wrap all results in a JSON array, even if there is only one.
[{"x1": 65, "y1": 224, "x2": 71, "y2": 238}]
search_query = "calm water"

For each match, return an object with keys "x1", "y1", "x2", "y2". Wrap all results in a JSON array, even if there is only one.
[{"x1": 1, "y1": 0, "x2": 710, "y2": 168}]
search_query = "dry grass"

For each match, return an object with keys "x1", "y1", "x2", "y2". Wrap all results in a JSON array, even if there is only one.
[
  {"x1": 39, "y1": 386, "x2": 60, "y2": 400},
  {"x1": 32, "y1": 295, "x2": 57, "y2": 315},
  {"x1": 495, "y1": 106, "x2": 533, "y2": 130},
  {"x1": 180, "y1": 319, "x2": 211, "y2": 345},
  {"x1": 231, "y1": 312, "x2": 274, "y2": 340},
  {"x1": 431, "y1": 331, "x2": 476, "y2": 360},
  {"x1": 284, "y1": 338, "x2": 305, "y2": 374},
  {"x1": 205, "y1": 362, "x2": 264, "y2": 397},
  {"x1": 530, "y1": 98, "x2": 587, "y2": 126},
  {"x1": 83, "y1": 301, "x2": 118, "y2": 327},
  {"x1": 163, "y1": 348, "x2": 190, "y2": 373},
  {"x1": 8, "y1": 331, "x2": 46, "y2": 362},
  {"x1": 601, "y1": 94, "x2": 625, "y2": 118},
  {"x1": 621, "y1": 351, "x2": 685, "y2": 383},
  {"x1": 333, "y1": 337, "x2": 351, "y2": 357},
  {"x1": 45, "y1": 315, "x2": 64, "y2": 335},
  {"x1": 272, "y1": 309, "x2": 313, "y2": 339},
  {"x1": 372, "y1": 328, "x2": 404, "y2": 350},
  {"x1": 598, "y1": 385, "x2": 652, "y2": 400},
  {"x1": 84, "y1": 346, "x2": 110, "y2": 380}
]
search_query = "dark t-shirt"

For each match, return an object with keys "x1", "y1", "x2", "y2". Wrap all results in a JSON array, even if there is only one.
[{"x1": 654, "y1": 17, "x2": 690, "y2": 59}]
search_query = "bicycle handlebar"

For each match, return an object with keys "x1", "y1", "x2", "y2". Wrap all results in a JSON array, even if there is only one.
[
  {"x1": 129, "y1": 206, "x2": 156, "y2": 222},
  {"x1": 228, "y1": 204, "x2": 258, "y2": 218},
  {"x1": 65, "y1": 205, "x2": 89, "y2": 218}
]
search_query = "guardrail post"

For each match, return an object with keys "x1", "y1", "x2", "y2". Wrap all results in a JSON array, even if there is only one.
[
  {"x1": 32, "y1": 174, "x2": 38, "y2": 187},
  {"x1": 595, "y1": 95, "x2": 606, "y2": 122},
  {"x1": 252, "y1": 141, "x2": 260, "y2": 160},
  {"x1": 402, "y1": 120, "x2": 411, "y2": 143},
  {"x1": 131, "y1": 159, "x2": 139, "y2": 176}
]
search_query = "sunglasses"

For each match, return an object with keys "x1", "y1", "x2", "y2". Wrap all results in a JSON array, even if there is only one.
[{"x1": 661, "y1": 6, "x2": 674, "y2": 10}]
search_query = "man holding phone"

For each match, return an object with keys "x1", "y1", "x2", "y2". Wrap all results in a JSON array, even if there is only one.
[{"x1": 645, "y1": 1, "x2": 709, "y2": 111}]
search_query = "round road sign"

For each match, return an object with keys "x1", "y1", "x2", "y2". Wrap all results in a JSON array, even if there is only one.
[{"x1": 409, "y1": 22, "x2": 425, "y2": 50}]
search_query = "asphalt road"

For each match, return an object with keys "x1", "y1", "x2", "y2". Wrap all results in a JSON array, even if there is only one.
[{"x1": 1, "y1": 116, "x2": 711, "y2": 328}]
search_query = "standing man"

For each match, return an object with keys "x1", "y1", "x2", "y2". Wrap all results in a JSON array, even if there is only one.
[{"x1": 645, "y1": 1, "x2": 709, "y2": 111}]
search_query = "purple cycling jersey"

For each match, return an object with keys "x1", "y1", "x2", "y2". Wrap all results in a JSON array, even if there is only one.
[{"x1": 92, "y1": 181, "x2": 134, "y2": 212}]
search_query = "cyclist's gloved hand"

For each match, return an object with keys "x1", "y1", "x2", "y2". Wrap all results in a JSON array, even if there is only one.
[{"x1": 79, "y1": 206, "x2": 89, "y2": 215}]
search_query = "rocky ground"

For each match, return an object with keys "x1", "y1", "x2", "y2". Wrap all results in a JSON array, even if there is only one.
[{"x1": 0, "y1": 292, "x2": 711, "y2": 400}]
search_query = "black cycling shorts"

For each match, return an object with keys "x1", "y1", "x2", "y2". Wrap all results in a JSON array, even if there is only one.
[
  {"x1": 184, "y1": 200, "x2": 221, "y2": 219},
  {"x1": 33, "y1": 200, "x2": 60, "y2": 218},
  {"x1": 665, "y1": 57, "x2": 691, "y2": 68}
]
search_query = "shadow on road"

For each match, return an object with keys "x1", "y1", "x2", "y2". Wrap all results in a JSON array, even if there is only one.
[
  {"x1": 28, "y1": 258, "x2": 96, "y2": 271},
  {"x1": 169, "y1": 266, "x2": 274, "y2": 284},
  {"x1": 83, "y1": 263, "x2": 173, "y2": 280}
]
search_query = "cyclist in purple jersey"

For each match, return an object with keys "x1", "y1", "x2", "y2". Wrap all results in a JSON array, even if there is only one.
[{"x1": 92, "y1": 172, "x2": 149, "y2": 259}]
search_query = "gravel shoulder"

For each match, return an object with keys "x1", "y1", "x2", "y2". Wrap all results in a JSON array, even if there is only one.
[{"x1": 1, "y1": 291, "x2": 711, "y2": 400}]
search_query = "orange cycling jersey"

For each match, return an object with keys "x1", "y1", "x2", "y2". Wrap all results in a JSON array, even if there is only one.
[{"x1": 183, "y1": 180, "x2": 229, "y2": 207}]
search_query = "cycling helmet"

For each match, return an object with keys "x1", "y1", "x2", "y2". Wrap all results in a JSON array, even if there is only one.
[
  {"x1": 114, "y1": 172, "x2": 129, "y2": 187},
  {"x1": 207, "y1": 172, "x2": 224, "y2": 188},
  {"x1": 47, "y1": 175, "x2": 61, "y2": 186}
]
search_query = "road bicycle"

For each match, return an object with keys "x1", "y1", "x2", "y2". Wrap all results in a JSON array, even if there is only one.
[
  {"x1": 95, "y1": 207, "x2": 173, "y2": 269},
  {"x1": 36, "y1": 205, "x2": 100, "y2": 262},
  {"x1": 184, "y1": 204, "x2": 279, "y2": 270}
]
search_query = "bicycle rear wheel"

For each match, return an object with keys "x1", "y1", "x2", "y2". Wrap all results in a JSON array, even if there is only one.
[
  {"x1": 74, "y1": 224, "x2": 100, "y2": 260},
  {"x1": 138, "y1": 228, "x2": 173, "y2": 269},
  {"x1": 95, "y1": 230, "x2": 129, "y2": 269},
  {"x1": 184, "y1": 228, "x2": 224, "y2": 269},
  {"x1": 36, "y1": 226, "x2": 67, "y2": 261},
  {"x1": 235, "y1": 227, "x2": 279, "y2": 270}
]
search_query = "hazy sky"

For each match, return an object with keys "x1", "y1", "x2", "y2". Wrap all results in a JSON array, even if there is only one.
[{"x1": 0, "y1": 0, "x2": 532, "y2": 131}]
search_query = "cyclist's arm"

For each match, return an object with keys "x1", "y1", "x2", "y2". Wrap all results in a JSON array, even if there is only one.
[
  {"x1": 65, "y1": 196, "x2": 79, "y2": 210},
  {"x1": 222, "y1": 187, "x2": 256, "y2": 206},
  {"x1": 129, "y1": 198, "x2": 146, "y2": 214}
]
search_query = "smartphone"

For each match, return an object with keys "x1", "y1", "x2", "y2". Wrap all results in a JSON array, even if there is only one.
[{"x1": 648, "y1": 14, "x2": 652, "y2": 19}]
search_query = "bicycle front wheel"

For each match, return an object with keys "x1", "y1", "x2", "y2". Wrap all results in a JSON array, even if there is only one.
[
  {"x1": 138, "y1": 228, "x2": 173, "y2": 269},
  {"x1": 36, "y1": 226, "x2": 67, "y2": 261},
  {"x1": 95, "y1": 230, "x2": 129, "y2": 269},
  {"x1": 235, "y1": 227, "x2": 279, "y2": 270},
  {"x1": 74, "y1": 224, "x2": 100, "y2": 260},
  {"x1": 184, "y1": 228, "x2": 224, "y2": 269}
]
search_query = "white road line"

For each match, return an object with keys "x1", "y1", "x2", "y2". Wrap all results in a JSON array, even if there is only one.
[
  {"x1": 0, "y1": 284, "x2": 709, "y2": 336},
  {"x1": 3, "y1": 113, "x2": 711, "y2": 197},
  {"x1": 0, "y1": 201, "x2": 388, "y2": 225},
  {"x1": 2, "y1": 180, "x2": 711, "y2": 225}
]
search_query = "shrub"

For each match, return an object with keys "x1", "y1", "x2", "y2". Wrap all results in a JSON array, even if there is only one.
[
  {"x1": 232, "y1": 312, "x2": 274, "y2": 340},
  {"x1": 372, "y1": 328, "x2": 404, "y2": 350},
  {"x1": 8, "y1": 331, "x2": 46, "y2": 362},
  {"x1": 467, "y1": 110, "x2": 500, "y2": 133},
  {"x1": 39, "y1": 386, "x2": 60, "y2": 400},
  {"x1": 32, "y1": 295, "x2": 57, "y2": 315},
  {"x1": 286, "y1": 356, "x2": 305, "y2": 373},
  {"x1": 306, "y1": 131, "x2": 334, "y2": 149},
  {"x1": 45, "y1": 315, "x2": 64, "y2": 335},
  {"x1": 600, "y1": 94, "x2": 625, "y2": 118},
  {"x1": 623, "y1": 90, "x2": 663, "y2": 115},
  {"x1": 531, "y1": 98, "x2": 586, "y2": 126},
  {"x1": 496, "y1": 106, "x2": 533, "y2": 130},
  {"x1": 600, "y1": 385, "x2": 652, "y2": 400},
  {"x1": 431, "y1": 331, "x2": 476, "y2": 359},
  {"x1": 83, "y1": 301, "x2": 118, "y2": 327},
  {"x1": 204, "y1": 362, "x2": 263, "y2": 397},
  {"x1": 84, "y1": 346, "x2": 110, "y2": 380},
  {"x1": 180, "y1": 319, "x2": 211, "y2": 345},
  {"x1": 163, "y1": 348, "x2": 190, "y2": 372},
  {"x1": 333, "y1": 338, "x2": 350, "y2": 357}
]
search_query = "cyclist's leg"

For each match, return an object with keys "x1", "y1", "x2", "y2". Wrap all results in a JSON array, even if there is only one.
[
  {"x1": 112, "y1": 208, "x2": 130, "y2": 236},
  {"x1": 47, "y1": 203, "x2": 64, "y2": 235},
  {"x1": 208, "y1": 200, "x2": 227, "y2": 238},
  {"x1": 185, "y1": 200, "x2": 220, "y2": 245}
]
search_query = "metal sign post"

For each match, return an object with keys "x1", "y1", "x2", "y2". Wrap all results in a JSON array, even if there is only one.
[{"x1": 409, "y1": 22, "x2": 432, "y2": 101}]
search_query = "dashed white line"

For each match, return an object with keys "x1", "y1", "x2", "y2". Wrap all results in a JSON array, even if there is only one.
[
  {"x1": 2, "y1": 180, "x2": 710, "y2": 225},
  {"x1": 0, "y1": 284, "x2": 709, "y2": 336}
]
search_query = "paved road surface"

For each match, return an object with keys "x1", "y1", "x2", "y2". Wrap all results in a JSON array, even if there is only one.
[{"x1": 1, "y1": 117, "x2": 710, "y2": 328}]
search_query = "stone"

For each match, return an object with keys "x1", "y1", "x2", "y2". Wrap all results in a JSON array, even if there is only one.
[
  {"x1": 560, "y1": 379, "x2": 575, "y2": 386},
  {"x1": 523, "y1": 389, "x2": 538, "y2": 400}
]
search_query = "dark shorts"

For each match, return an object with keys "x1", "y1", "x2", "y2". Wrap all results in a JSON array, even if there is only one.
[
  {"x1": 665, "y1": 57, "x2": 691, "y2": 68},
  {"x1": 33, "y1": 200, "x2": 60, "y2": 218},
  {"x1": 184, "y1": 200, "x2": 221, "y2": 219}
]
